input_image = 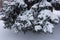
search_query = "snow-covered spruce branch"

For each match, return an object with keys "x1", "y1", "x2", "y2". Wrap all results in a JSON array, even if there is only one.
[{"x1": 0, "y1": 0, "x2": 60, "y2": 33}]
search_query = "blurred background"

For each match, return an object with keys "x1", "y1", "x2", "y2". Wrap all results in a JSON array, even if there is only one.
[{"x1": 0, "y1": 0, "x2": 12, "y2": 8}]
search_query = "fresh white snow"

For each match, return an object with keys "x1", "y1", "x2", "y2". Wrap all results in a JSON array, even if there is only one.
[
  {"x1": 53, "y1": 10, "x2": 60, "y2": 18},
  {"x1": 0, "y1": 0, "x2": 60, "y2": 40},
  {"x1": 0, "y1": 1, "x2": 60, "y2": 40}
]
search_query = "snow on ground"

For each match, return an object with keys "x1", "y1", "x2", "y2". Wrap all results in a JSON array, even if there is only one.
[
  {"x1": 0, "y1": 19, "x2": 60, "y2": 40},
  {"x1": 53, "y1": 10, "x2": 60, "y2": 18},
  {"x1": 0, "y1": 10, "x2": 60, "y2": 40}
]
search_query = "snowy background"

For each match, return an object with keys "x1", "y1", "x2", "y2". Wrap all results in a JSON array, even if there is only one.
[{"x1": 0, "y1": 10, "x2": 60, "y2": 40}]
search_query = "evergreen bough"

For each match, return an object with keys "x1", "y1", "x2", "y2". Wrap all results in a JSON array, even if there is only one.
[{"x1": 0, "y1": 0, "x2": 60, "y2": 33}]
